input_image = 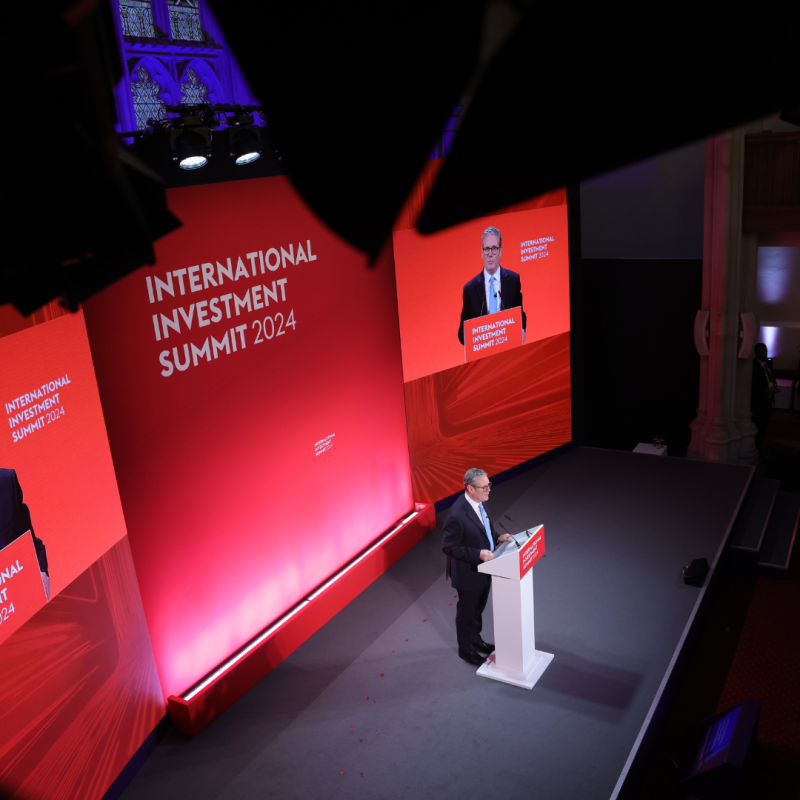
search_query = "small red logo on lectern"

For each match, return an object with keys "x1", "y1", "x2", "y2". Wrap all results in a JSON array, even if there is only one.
[{"x1": 519, "y1": 528, "x2": 544, "y2": 578}]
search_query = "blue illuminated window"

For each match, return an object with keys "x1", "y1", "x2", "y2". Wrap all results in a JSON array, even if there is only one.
[
  {"x1": 181, "y1": 69, "x2": 208, "y2": 106},
  {"x1": 168, "y1": 0, "x2": 203, "y2": 41},
  {"x1": 132, "y1": 66, "x2": 166, "y2": 129},
  {"x1": 118, "y1": 0, "x2": 156, "y2": 38}
]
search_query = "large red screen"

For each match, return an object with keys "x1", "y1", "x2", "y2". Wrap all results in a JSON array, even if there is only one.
[
  {"x1": 392, "y1": 167, "x2": 572, "y2": 503},
  {"x1": 0, "y1": 310, "x2": 164, "y2": 800},
  {"x1": 0, "y1": 313, "x2": 129, "y2": 639},
  {"x1": 393, "y1": 204, "x2": 570, "y2": 382},
  {"x1": 81, "y1": 176, "x2": 414, "y2": 700}
]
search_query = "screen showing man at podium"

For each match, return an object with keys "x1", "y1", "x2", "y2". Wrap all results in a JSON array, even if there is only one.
[
  {"x1": 392, "y1": 197, "x2": 569, "y2": 383},
  {"x1": 457, "y1": 226, "x2": 527, "y2": 350},
  {"x1": 392, "y1": 188, "x2": 572, "y2": 504}
]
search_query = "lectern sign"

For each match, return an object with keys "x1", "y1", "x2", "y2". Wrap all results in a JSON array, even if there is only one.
[
  {"x1": 0, "y1": 532, "x2": 48, "y2": 645},
  {"x1": 519, "y1": 526, "x2": 544, "y2": 578},
  {"x1": 464, "y1": 307, "x2": 524, "y2": 363}
]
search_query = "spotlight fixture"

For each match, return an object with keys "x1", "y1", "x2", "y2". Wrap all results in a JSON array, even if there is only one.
[
  {"x1": 169, "y1": 111, "x2": 213, "y2": 170},
  {"x1": 227, "y1": 112, "x2": 262, "y2": 165},
  {"x1": 232, "y1": 128, "x2": 261, "y2": 165},
  {"x1": 175, "y1": 130, "x2": 208, "y2": 169}
]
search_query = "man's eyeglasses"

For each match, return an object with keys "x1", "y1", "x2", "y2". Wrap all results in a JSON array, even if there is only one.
[
  {"x1": 482, "y1": 246, "x2": 500, "y2": 255},
  {"x1": 472, "y1": 482, "x2": 492, "y2": 490}
]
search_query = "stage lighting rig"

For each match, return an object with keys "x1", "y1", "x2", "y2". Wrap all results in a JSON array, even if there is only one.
[{"x1": 118, "y1": 105, "x2": 268, "y2": 170}]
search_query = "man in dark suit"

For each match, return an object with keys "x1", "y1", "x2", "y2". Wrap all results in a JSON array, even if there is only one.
[
  {"x1": 0, "y1": 468, "x2": 50, "y2": 599},
  {"x1": 457, "y1": 226, "x2": 527, "y2": 345},
  {"x1": 442, "y1": 467, "x2": 512, "y2": 665},
  {"x1": 751, "y1": 342, "x2": 780, "y2": 457}
]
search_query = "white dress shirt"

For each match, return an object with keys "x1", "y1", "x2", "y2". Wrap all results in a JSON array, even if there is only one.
[
  {"x1": 464, "y1": 492, "x2": 485, "y2": 524},
  {"x1": 483, "y1": 268, "x2": 502, "y2": 315}
]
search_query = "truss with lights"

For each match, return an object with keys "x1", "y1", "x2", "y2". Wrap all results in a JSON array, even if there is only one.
[{"x1": 118, "y1": 103, "x2": 269, "y2": 170}]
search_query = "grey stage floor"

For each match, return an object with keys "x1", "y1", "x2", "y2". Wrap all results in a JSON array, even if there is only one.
[{"x1": 121, "y1": 447, "x2": 752, "y2": 800}]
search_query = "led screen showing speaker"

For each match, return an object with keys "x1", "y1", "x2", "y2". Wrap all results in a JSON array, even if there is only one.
[
  {"x1": 0, "y1": 310, "x2": 164, "y2": 800},
  {"x1": 81, "y1": 175, "x2": 414, "y2": 701},
  {"x1": 392, "y1": 163, "x2": 572, "y2": 502},
  {"x1": 0, "y1": 313, "x2": 129, "y2": 641},
  {"x1": 393, "y1": 197, "x2": 570, "y2": 383}
]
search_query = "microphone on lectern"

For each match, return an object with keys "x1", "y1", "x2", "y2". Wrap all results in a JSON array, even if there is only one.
[
  {"x1": 505, "y1": 514, "x2": 532, "y2": 538},
  {"x1": 496, "y1": 519, "x2": 520, "y2": 548}
]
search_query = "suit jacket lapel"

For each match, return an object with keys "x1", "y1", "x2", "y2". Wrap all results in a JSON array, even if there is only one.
[
  {"x1": 463, "y1": 501, "x2": 488, "y2": 538},
  {"x1": 499, "y1": 268, "x2": 510, "y2": 308},
  {"x1": 472, "y1": 274, "x2": 485, "y2": 317}
]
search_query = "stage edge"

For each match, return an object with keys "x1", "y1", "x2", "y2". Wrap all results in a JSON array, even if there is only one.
[{"x1": 610, "y1": 466, "x2": 755, "y2": 800}]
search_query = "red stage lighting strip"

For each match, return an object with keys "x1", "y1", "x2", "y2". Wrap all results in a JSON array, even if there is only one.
[
  {"x1": 169, "y1": 505, "x2": 435, "y2": 735},
  {"x1": 183, "y1": 511, "x2": 418, "y2": 701}
]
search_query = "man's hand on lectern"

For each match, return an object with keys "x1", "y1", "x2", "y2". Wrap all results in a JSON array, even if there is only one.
[
  {"x1": 480, "y1": 549, "x2": 494, "y2": 561},
  {"x1": 498, "y1": 534, "x2": 512, "y2": 543}
]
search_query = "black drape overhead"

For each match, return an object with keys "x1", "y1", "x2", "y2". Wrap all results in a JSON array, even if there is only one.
[
  {"x1": 418, "y1": 8, "x2": 800, "y2": 234},
  {"x1": 208, "y1": 0, "x2": 485, "y2": 258},
  {"x1": 209, "y1": 1, "x2": 799, "y2": 256}
]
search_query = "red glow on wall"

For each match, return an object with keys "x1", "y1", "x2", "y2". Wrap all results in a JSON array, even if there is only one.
[
  {"x1": 0, "y1": 537, "x2": 164, "y2": 800},
  {"x1": 82, "y1": 176, "x2": 414, "y2": 700}
]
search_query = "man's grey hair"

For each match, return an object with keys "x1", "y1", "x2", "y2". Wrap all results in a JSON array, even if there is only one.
[
  {"x1": 464, "y1": 467, "x2": 488, "y2": 488},
  {"x1": 482, "y1": 226, "x2": 502, "y2": 247}
]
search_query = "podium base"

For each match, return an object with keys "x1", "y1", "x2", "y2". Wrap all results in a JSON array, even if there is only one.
[{"x1": 476, "y1": 650, "x2": 554, "y2": 690}]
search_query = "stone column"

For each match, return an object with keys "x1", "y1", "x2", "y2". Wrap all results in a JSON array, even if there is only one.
[
  {"x1": 689, "y1": 123, "x2": 760, "y2": 463},
  {"x1": 735, "y1": 234, "x2": 760, "y2": 461},
  {"x1": 688, "y1": 137, "x2": 716, "y2": 458}
]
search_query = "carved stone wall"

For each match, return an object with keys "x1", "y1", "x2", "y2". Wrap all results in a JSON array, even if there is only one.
[{"x1": 689, "y1": 123, "x2": 760, "y2": 463}]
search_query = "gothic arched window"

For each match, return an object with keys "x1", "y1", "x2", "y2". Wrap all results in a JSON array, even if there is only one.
[
  {"x1": 118, "y1": 0, "x2": 156, "y2": 38},
  {"x1": 181, "y1": 69, "x2": 208, "y2": 106},
  {"x1": 168, "y1": 0, "x2": 203, "y2": 41},
  {"x1": 132, "y1": 66, "x2": 167, "y2": 129}
]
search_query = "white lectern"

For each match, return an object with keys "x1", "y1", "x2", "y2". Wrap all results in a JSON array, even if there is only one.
[{"x1": 476, "y1": 524, "x2": 553, "y2": 689}]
